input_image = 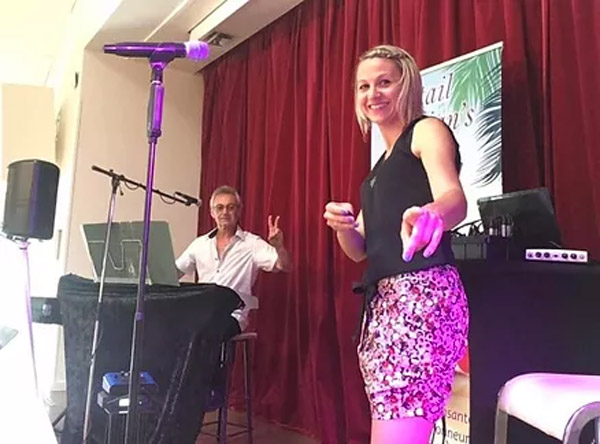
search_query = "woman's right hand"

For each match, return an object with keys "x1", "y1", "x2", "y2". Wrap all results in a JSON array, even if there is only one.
[{"x1": 323, "y1": 202, "x2": 358, "y2": 232}]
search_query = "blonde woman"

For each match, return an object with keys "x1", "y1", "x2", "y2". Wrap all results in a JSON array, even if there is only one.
[{"x1": 323, "y1": 45, "x2": 469, "y2": 444}]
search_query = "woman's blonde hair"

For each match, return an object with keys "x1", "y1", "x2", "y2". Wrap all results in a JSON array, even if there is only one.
[{"x1": 354, "y1": 45, "x2": 424, "y2": 136}]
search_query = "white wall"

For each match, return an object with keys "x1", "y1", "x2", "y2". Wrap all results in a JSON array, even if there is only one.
[
  {"x1": 0, "y1": 84, "x2": 55, "y2": 178},
  {"x1": 48, "y1": 0, "x2": 123, "y2": 117}
]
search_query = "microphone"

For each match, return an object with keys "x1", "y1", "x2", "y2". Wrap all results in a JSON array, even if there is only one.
[
  {"x1": 175, "y1": 191, "x2": 202, "y2": 207},
  {"x1": 103, "y1": 41, "x2": 210, "y2": 62}
]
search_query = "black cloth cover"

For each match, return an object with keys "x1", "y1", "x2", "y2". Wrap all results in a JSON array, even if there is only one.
[{"x1": 57, "y1": 274, "x2": 242, "y2": 444}]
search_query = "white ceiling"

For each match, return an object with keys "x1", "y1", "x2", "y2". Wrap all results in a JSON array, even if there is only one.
[
  {"x1": 0, "y1": 0, "x2": 76, "y2": 86},
  {"x1": 0, "y1": 0, "x2": 304, "y2": 88}
]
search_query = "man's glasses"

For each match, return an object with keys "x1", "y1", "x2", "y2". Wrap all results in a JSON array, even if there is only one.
[{"x1": 212, "y1": 204, "x2": 239, "y2": 213}]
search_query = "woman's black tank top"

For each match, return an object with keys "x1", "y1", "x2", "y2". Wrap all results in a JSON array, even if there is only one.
[{"x1": 360, "y1": 116, "x2": 460, "y2": 287}]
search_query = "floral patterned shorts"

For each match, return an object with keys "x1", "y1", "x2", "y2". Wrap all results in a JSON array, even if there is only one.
[{"x1": 358, "y1": 264, "x2": 468, "y2": 422}]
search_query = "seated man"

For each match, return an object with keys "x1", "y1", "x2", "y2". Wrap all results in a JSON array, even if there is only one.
[
  {"x1": 175, "y1": 185, "x2": 291, "y2": 415},
  {"x1": 176, "y1": 185, "x2": 292, "y2": 337}
]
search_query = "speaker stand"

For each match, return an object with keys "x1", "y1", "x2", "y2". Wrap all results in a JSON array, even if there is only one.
[{"x1": 12, "y1": 237, "x2": 40, "y2": 395}]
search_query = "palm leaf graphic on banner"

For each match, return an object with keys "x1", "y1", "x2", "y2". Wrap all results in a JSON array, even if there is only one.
[{"x1": 445, "y1": 48, "x2": 503, "y2": 188}]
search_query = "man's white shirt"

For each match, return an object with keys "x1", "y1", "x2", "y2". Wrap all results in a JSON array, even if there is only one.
[{"x1": 176, "y1": 226, "x2": 278, "y2": 330}]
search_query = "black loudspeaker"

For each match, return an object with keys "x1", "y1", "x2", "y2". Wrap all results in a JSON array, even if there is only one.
[{"x1": 3, "y1": 159, "x2": 60, "y2": 240}]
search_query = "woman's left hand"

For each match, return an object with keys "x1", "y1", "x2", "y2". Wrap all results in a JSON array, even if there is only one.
[{"x1": 400, "y1": 206, "x2": 444, "y2": 262}]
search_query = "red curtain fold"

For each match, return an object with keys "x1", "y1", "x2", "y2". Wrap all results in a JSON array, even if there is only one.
[
  {"x1": 546, "y1": 0, "x2": 600, "y2": 255},
  {"x1": 199, "y1": 1, "x2": 600, "y2": 442}
]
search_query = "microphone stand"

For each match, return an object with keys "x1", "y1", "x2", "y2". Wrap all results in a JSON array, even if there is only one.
[
  {"x1": 81, "y1": 170, "x2": 121, "y2": 444},
  {"x1": 91, "y1": 165, "x2": 194, "y2": 206},
  {"x1": 124, "y1": 57, "x2": 167, "y2": 444},
  {"x1": 95, "y1": 45, "x2": 202, "y2": 443}
]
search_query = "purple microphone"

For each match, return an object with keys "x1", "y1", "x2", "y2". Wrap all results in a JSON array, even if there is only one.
[{"x1": 103, "y1": 41, "x2": 210, "y2": 62}]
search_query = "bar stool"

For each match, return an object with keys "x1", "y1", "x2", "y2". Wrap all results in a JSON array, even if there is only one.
[
  {"x1": 494, "y1": 372, "x2": 600, "y2": 443},
  {"x1": 203, "y1": 332, "x2": 256, "y2": 443}
]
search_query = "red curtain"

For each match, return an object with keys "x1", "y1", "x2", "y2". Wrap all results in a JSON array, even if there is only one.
[{"x1": 199, "y1": 1, "x2": 600, "y2": 442}]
